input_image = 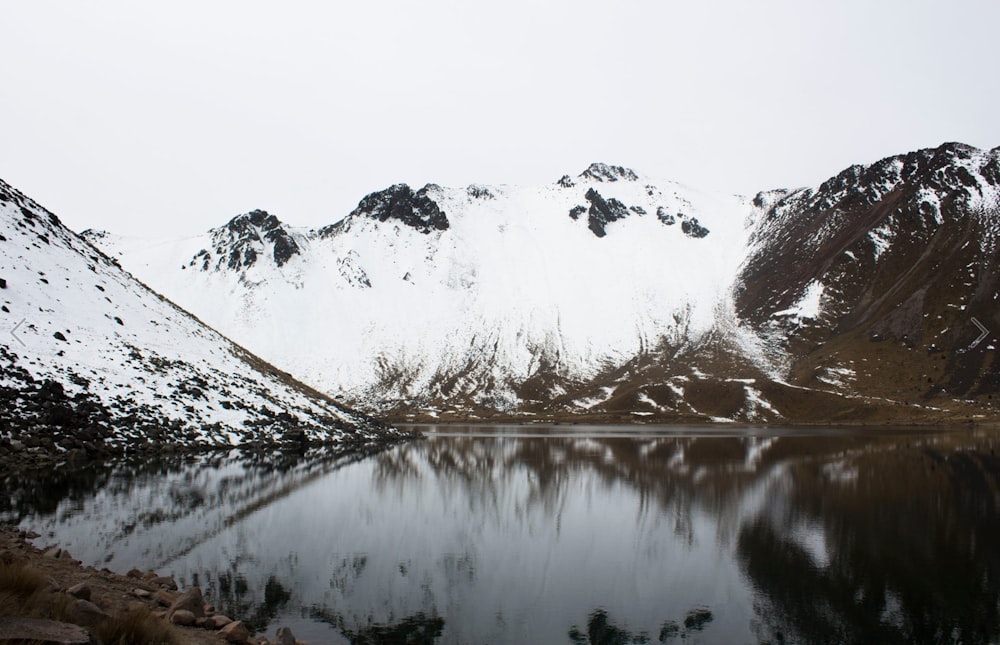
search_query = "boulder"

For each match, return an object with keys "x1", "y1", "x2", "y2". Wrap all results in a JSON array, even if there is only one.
[
  {"x1": 275, "y1": 626, "x2": 297, "y2": 645},
  {"x1": 66, "y1": 582, "x2": 91, "y2": 601},
  {"x1": 170, "y1": 609, "x2": 196, "y2": 626},
  {"x1": 167, "y1": 586, "x2": 205, "y2": 619},
  {"x1": 154, "y1": 589, "x2": 178, "y2": 607},
  {"x1": 132, "y1": 587, "x2": 152, "y2": 599},
  {"x1": 220, "y1": 620, "x2": 251, "y2": 644},
  {"x1": 0, "y1": 617, "x2": 91, "y2": 645},
  {"x1": 70, "y1": 598, "x2": 110, "y2": 626},
  {"x1": 205, "y1": 614, "x2": 233, "y2": 629}
]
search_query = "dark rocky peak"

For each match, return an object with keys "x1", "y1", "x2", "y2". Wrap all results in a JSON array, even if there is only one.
[
  {"x1": 578, "y1": 163, "x2": 639, "y2": 183},
  {"x1": 582, "y1": 188, "x2": 630, "y2": 237},
  {"x1": 557, "y1": 175, "x2": 575, "y2": 188},
  {"x1": 751, "y1": 189, "x2": 795, "y2": 210},
  {"x1": 800, "y1": 142, "x2": 998, "y2": 216},
  {"x1": 224, "y1": 209, "x2": 285, "y2": 236},
  {"x1": 322, "y1": 183, "x2": 449, "y2": 237},
  {"x1": 193, "y1": 209, "x2": 300, "y2": 272}
]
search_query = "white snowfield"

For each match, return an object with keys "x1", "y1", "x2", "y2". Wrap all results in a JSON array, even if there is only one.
[
  {"x1": 88, "y1": 164, "x2": 763, "y2": 411},
  {"x1": 0, "y1": 179, "x2": 398, "y2": 448},
  {"x1": 82, "y1": 145, "x2": 1000, "y2": 419}
]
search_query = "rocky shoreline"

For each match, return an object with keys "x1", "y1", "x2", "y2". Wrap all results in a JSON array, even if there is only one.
[{"x1": 0, "y1": 525, "x2": 306, "y2": 644}]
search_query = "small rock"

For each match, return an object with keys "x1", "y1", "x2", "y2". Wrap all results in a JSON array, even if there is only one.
[
  {"x1": 205, "y1": 604, "x2": 216, "y2": 614},
  {"x1": 0, "y1": 616, "x2": 90, "y2": 644},
  {"x1": 206, "y1": 614, "x2": 233, "y2": 629},
  {"x1": 43, "y1": 546, "x2": 64, "y2": 559},
  {"x1": 275, "y1": 626, "x2": 297, "y2": 645},
  {"x1": 66, "y1": 583, "x2": 91, "y2": 601},
  {"x1": 132, "y1": 588, "x2": 152, "y2": 599},
  {"x1": 195, "y1": 617, "x2": 207, "y2": 628},
  {"x1": 220, "y1": 620, "x2": 250, "y2": 644},
  {"x1": 170, "y1": 609, "x2": 196, "y2": 626},
  {"x1": 71, "y1": 598, "x2": 110, "y2": 626},
  {"x1": 142, "y1": 571, "x2": 158, "y2": 580},
  {"x1": 152, "y1": 575, "x2": 178, "y2": 589},
  {"x1": 126, "y1": 568, "x2": 144, "y2": 579},
  {"x1": 24, "y1": 530, "x2": 41, "y2": 539},
  {"x1": 167, "y1": 586, "x2": 205, "y2": 619}
]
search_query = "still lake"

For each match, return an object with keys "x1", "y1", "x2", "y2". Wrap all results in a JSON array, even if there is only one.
[{"x1": 4, "y1": 424, "x2": 1000, "y2": 644}]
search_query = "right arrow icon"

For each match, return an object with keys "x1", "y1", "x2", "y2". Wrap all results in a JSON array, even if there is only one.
[{"x1": 970, "y1": 317, "x2": 990, "y2": 349}]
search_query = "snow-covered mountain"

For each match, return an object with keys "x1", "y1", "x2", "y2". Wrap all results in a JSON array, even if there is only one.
[
  {"x1": 85, "y1": 146, "x2": 1000, "y2": 423},
  {"x1": 0, "y1": 178, "x2": 410, "y2": 461}
]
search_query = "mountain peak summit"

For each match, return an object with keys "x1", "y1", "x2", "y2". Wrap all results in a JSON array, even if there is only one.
[
  {"x1": 578, "y1": 163, "x2": 639, "y2": 183},
  {"x1": 192, "y1": 209, "x2": 300, "y2": 272}
]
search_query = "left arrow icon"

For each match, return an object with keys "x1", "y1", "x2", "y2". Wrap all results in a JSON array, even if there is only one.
[{"x1": 10, "y1": 318, "x2": 26, "y2": 346}]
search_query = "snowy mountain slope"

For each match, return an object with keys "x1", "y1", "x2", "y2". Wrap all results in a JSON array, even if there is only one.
[
  {"x1": 87, "y1": 163, "x2": 757, "y2": 416},
  {"x1": 0, "y1": 178, "x2": 409, "y2": 463},
  {"x1": 86, "y1": 147, "x2": 1000, "y2": 423}
]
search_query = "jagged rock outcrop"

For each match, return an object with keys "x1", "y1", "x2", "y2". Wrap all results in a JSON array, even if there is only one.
[{"x1": 322, "y1": 183, "x2": 449, "y2": 236}]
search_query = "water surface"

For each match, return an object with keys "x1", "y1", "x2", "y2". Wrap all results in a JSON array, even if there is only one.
[{"x1": 5, "y1": 425, "x2": 1000, "y2": 644}]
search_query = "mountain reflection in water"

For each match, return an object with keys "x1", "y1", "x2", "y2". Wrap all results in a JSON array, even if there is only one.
[{"x1": 7, "y1": 426, "x2": 1000, "y2": 644}]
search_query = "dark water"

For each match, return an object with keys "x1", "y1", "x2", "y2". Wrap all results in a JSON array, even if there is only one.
[{"x1": 5, "y1": 425, "x2": 1000, "y2": 644}]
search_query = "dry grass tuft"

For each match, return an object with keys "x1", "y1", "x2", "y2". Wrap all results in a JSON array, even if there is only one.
[
  {"x1": 0, "y1": 560, "x2": 48, "y2": 599},
  {"x1": 92, "y1": 605, "x2": 181, "y2": 645}
]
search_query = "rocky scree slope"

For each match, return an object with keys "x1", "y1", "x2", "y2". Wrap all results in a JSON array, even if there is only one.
[
  {"x1": 0, "y1": 178, "x2": 408, "y2": 464},
  {"x1": 86, "y1": 147, "x2": 1000, "y2": 423}
]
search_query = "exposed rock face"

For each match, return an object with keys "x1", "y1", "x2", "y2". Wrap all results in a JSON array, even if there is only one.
[
  {"x1": 193, "y1": 210, "x2": 301, "y2": 272},
  {"x1": 737, "y1": 141, "x2": 1000, "y2": 404},
  {"x1": 584, "y1": 188, "x2": 630, "y2": 237},
  {"x1": 323, "y1": 183, "x2": 449, "y2": 236},
  {"x1": 578, "y1": 162, "x2": 639, "y2": 183},
  {"x1": 681, "y1": 218, "x2": 709, "y2": 238}
]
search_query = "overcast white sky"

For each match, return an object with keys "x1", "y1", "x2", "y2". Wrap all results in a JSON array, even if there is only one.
[{"x1": 1, "y1": 1, "x2": 998, "y2": 236}]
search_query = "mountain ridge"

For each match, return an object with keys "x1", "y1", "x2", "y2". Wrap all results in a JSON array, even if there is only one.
[{"x1": 83, "y1": 143, "x2": 1000, "y2": 424}]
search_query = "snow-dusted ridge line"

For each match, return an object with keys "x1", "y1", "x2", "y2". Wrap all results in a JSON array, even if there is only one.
[
  {"x1": 83, "y1": 143, "x2": 1000, "y2": 423},
  {"x1": 86, "y1": 162, "x2": 756, "y2": 414},
  {"x1": 0, "y1": 177, "x2": 411, "y2": 458}
]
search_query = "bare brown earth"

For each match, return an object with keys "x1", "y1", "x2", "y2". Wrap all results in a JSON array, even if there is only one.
[{"x1": 0, "y1": 525, "x2": 289, "y2": 644}]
